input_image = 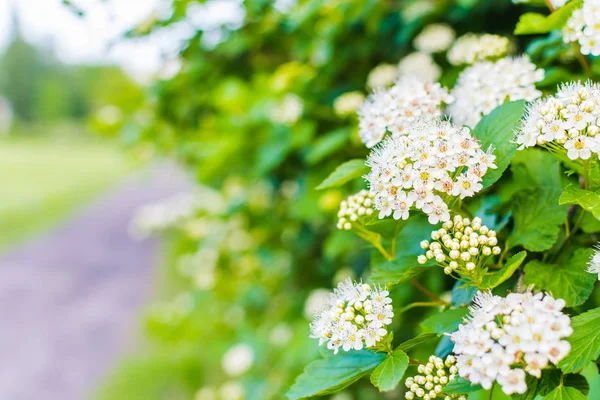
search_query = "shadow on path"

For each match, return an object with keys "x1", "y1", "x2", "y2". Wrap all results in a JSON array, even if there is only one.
[{"x1": 0, "y1": 163, "x2": 192, "y2": 400}]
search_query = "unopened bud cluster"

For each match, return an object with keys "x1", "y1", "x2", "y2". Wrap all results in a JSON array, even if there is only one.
[
  {"x1": 404, "y1": 355, "x2": 465, "y2": 400},
  {"x1": 336, "y1": 190, "x2": 375, "y2": 230},
  {"x1": 418, "y1": 215, "x2": 501, "y2": 277}
]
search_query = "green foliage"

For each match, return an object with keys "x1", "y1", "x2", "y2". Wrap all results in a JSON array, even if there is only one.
[
  {"x1": 559, "y1": 307, "x2": 600, "y2": 373},
  {"x1": 559, "y1": 184, "x2": 600, "y2": 221},
  {"x1": 544, "y1": 385, "x2": 587, "y2": 400},
  {"x1": 514, "y1": 0, "x2": 583, "y2": 35},
  {"x1": 316, "y1": 159, "x2": 369, "y2": 190},
  {"x1": 472, "y1": 100, "x2": 526, "y2": 189},
  {"x1": 480, "y1": 251, "x2": 527, "y2": 289},
  {"x1": 442, "y1": 377, "x2": 482, "y2": 394},
  {"x1": 369, "y1": 350, "x2": 409, "y2": 392},
  {"x1": 395, "y1": 333, "x2": 438, "y2": 352},
  {"x1": 523, "y1": 249, "x2": 596, "y2": 307},
  {"x1": 286, "y1": 350, "x2": 386, "y2": 399},
  {"x1": 420, "y1": 308, "x2": 469, "y2": 334},
  {"x1": 509, "y1": 187, "x2": 568, "y2": 252}
]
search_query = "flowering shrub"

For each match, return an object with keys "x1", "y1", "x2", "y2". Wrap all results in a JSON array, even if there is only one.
[{"x1": 102, "y1": 0, "x2": 600, "y2": 399}]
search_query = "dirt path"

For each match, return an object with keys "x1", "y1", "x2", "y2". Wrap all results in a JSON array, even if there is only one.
[{"x1": 0, "y1": 164, "x2": 191, "y2": 400}]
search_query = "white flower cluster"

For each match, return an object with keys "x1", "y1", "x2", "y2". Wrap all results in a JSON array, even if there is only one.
[
  {"x1": 414, "y1": 24, "x2": 456, "y2": 53},
  {"x1": 365, "y1": 119, "x2": 496, "y2": 225},
  {"x1": 451, "y1": 291, "x2": 572, "y2": 395},
  {"x1": 448, "y1": 56, "x2": 544, "y2": 127},
  {"x1": 516, "y1": 81, "x2": 600, "y2": 160},
  {"x1": 418, "y1": 216, "x2": 502, "y2": 277},
  {"x1": 447, "y1": 33, "x2": 511, "y2": 66},
  {"x1": 269, "y1": 93, "x2": 304, "y2": 125},
  {"x1": 398, "y1": 52, "x2": 442, "y2": 82},
  {"x1": 358, "y1": 77, "x2": 454, "y2": 148},
  {"x1": 404, "y1": 355, "x2": 465, "y2": 400},
  {"x1": 367, "y1": 63, "x2": 398, "y2": 89},
  {"x1": 309, "y1": 278, "x2": 394, "y2": 354},
  {"x1": 336, "y1": 190, "x2": 375, "y2": 230},
  {"x1": 334, "y1": 91, "x2": 365, "y2": 117},
  {"x1": 563, "y1": 0, "x2": 600, "y2": 56},
  {"x1": 587, "y1": 244, "x2": 600, "y2": 280}
]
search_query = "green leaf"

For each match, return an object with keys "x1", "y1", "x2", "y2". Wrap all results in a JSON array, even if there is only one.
[
  {"x1": 286, "y1": 350, "x2": 386, "y2": 399},
  {"x1": 480, "y1": 251, "x2": 527, "y2": 289},
  {"x1": 509, "y1": 187, "x2": 568, "y2": 252},
  {"x1": 472, "y1": 100, "x2": 526, "y2": 189},
  {"x1": 559, "y1": 307, "x2": 600, "y2": 373},
  {"x1": 369, "y1": 215, "x2": 434, "y2": 286},
  {"x1": 370, "y1": 349, "x2": 409, "y2": 392},
  {"x1": 514, "y1": 0, "x2": 583, "y2": 35},
  {"x1": 305, "y1": 128, "x2": 350, "y2": 165},
  {"x1": 564, "y1": 374, "x2": 590, "y2": 396},
  {"x1": 512, "y1": 148, "x2": 563, "y2": 191},
  {"x1": 451, "y1": 280, "x2": 477, "y2": 307},
  {"x1": 443, "y1": 376, "x2": 482, "y2": 394},
  {"x1": 396, "y1": 333, "x2": 438, "y2": 352},
  {"x1": 420, "y1": 308, "x2": 469, "y2": 334},
  {"x1": 559, "y1": 184, "x2": 600, "y2": 220},
  {"x1": 514, "y1": 369, "x2": 561, "y2": 400},
  {"x1": 522, "y1": 248, "x2": 596, "y2": 307},
  {"x1": 543, "y1": 385, "x2": 587, "y2": 400},
  {"x1": 316, "y1": 159, "x2": 368, "y2": 190}
]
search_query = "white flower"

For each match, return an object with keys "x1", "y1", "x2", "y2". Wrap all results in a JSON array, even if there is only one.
[
  {"x1": 270, "y1": 93, "x2": 304, "y2": 124},
  {"x1": 337, "y1": 190, "x2": 375, "y2": 230},
  {"x1": 219, "y1": 381, "x2": 245, "y2": 400},
  {"x1": 516, "y1": 81, "x2": 600, "y2": 161},
  {"x1": 358, "y1": 76, "x2": 453, "y2": 148},
  {"x1": 587, "y1": 244, "x2": 600, "y2": 280},
  {"x1": 365, "y1": 119, "x2": 495, "y2": 225},
  {"x1": 398, "y1": 52, "x2": 442, "y2": 82},
  {"x1": 334, "y1": 91, "x2": 366, "y2": 117},
  {"x1": 447, "y1": 33, "x2": 511, "y2": 66},
  {"x1": 414, "y1": 23, "x2": 456, "y2": 53},
  {"x1": 563, "y1": 2, "x2": 600, "y2": 56},
  {"x1": 221, "y1": 344, "x2": 254, "y2": 377},
  {"x1": 304, "y1": 288, "x2": 331, "y2": 319},
  {"x1": 367, "y1": 63, "x2": 398, "y2": 89},
  {"x1": 513, "y1": 0, "x2": 569, "y2": 8},
  {"x1": 448, "y1": 56, "x2": 544, "y2": 127},
  {"x1": 309, "y1": 278, "x2": 393, "y2": 353},
  {"x1": 451, "y1": 291, "x2": 572, "y2": 396},
  {"x1": 269, "y1": 323, "x2": 293, "y2": 346},
  {"x1": 404, "y1": 355, "x2": 466, "y2": 400}
]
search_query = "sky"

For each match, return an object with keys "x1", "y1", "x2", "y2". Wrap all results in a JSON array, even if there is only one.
[{"x1": 0, "y1": 0, "x2": 245, "y2": 81}]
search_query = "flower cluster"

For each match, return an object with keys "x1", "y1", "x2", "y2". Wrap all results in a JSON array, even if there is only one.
[
  {"x1": 587, "y1": 244, "x2": 600, "y2": 280},
  {"x1": 333, "y1": 91, "x2": 366, "y2": 117},
  {"x1": 447, "y1": 33, "x2": 511, "y2": 66},
  {"x1": 367, "y1": 63, "x2": 398, "y2": 89},
  {"x1": 448, "y1": 56, "x2": 544, "y2": 127},
  {"x1": 451, "y1": 291, "x2": 572, "y2": 395},
  {"x1": 358, "y1": 77, "x2": 454, "y2": 148},
  {"x1": 404, "y1": 355, "x2": 465, "y2": 400},
  {"x1": 516, "y1": 81, "x2": 600, "y2": 161},
  {"x1": 309, "y1": 278, "x2": 394, "y2": 354},
  {"x1": 414, "y1": 23, "x2": 456, "y2": 54},
  {"x1": 398, "y1": 52, "x2": 442, "y2": 83},
  {"x1": 336, "y1": 190, "x2": 375, "y2": 230},
  {"x1": 563, "y1": 1, "x2": 600, "y2": 56},
  {"x1": 365, "y1": 119, "x2": 496, "y2": 225},
  {"x1": 418, "y1": 216, "x2": 502, "y2": 278}
]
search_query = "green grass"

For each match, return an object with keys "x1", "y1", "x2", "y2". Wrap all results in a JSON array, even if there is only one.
[{"x1": 0, "y1": 137, "x2": 133, "y2": 250}]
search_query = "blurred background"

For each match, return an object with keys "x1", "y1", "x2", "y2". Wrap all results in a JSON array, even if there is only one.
[{"x1": 1, "y1": 1, "x2": 599, "y2": 400}]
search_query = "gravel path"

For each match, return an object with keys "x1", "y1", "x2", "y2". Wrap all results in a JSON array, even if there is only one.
[{"x1": 0, "y1": 164, "x2": 191, "y2": 400}]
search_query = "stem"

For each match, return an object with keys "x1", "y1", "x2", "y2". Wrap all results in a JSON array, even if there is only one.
[
  {"x1": 409, "y1": 358, "x2": 424, "y2": 365},
  {"x1": 489, "y1": 383, "x2": 496, "y2": 400},
  {"x1": 410, "y1": 278, "x2": 449, "y2": 305},
  {"x1": 398, "y1": 301, "x2": 445, "y2": 314},
  {"x1": 496, "y1": 246, "x2": 510, "y2": 267}
]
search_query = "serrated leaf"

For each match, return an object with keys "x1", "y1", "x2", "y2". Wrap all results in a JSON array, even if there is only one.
[
  {"x1": 480, "y1": 251, "x2": 527, "y2": 289},
  {"x1": 472, "y1": 100, "x2": 526, "y2": 189},
  {"x1": 369, "y1": 215, "x2": 434, "y2": 286},
  {"x1": 543, "y1": 385, "x2": 587, "y2": 400},
  {"x1": 509, "y1": 187, "x2": 568, "y2": 252},
  {"x1": 370, "y1": 349, "x2": 409, "y2": 392},
  {"x1": 286, "y1": 350, "x2": 386, "y2": 399},
  {"x1": 522, "y1": 248, "x2": 596, "y2": 307},
  {"x1": 420, "y1": 308, "x2": 469, "y2": 334},
  {"x1": 396, "y1": 333, "x2": 438, "y2": 352},
  {"x1": 514, "y1": 369, "x2": 561, "y2": 400},
  {"x1": 514, "y1": 0, "x2": 583, "y2": 35},
  {"x1": 443, "y1": 376, "x2": 482, "y2": 394},
  {"x1": 316, "y1": 159, "x2": 368, "y2": 190},
  {"x1": 559, "y1": 184, "x2": 600, "y2": 220},
  {"x1": 559, "y1": 307, "x2": 600, "y2": 373},
  {"x1": 512, "y1": 148, "x2": 563, "y2": 191}
]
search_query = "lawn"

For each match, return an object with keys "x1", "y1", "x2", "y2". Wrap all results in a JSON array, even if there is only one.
[{"x1": 0, "y1": 137, "x2": 133, "y2": 250}]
